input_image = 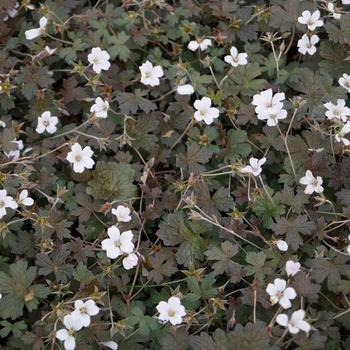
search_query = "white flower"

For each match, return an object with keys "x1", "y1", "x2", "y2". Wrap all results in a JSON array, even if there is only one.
[
  {"x1": 139, "y1": 60, "x2": 164, "y2": 87},
  {"x1": 90, "y1": 97, "x2": 109, "y2": 119},
  {"x1": 4, "y1": 2, "x2": 19, "y2": 21},
  {"x1": 156, "y1": 296, "x2": 186, "y2": 325},
  {"x1": 25, "y1": 16, "x2": 48, "y2": 40},
  {"x1": 342, "y1": 0, "x2": 350, "y2": 5},
  {"x1": 297, "y1": 10, "x2": 323, "y2": 31},
  {"x1": 266, "y1": 278, "x2": 297, "y2": 309},
  {"x1": 241, "y1": 157, "x2": 266, "y2": 176},
  {"x1": 71, "y1": 299, "x2": 99, "y2": 327},
  {"x1": 18, "y1": 190, "x2": 34, "y2": 206},
  {"x1": 56, "y1": 314, "x2": 83, "y2": 350},
  {"x1": 276, "y1": 309, "x2": 311, "y2": 334},
  {"x1": 88, "y1": 47, "x2": 111, "y2": 74},
  {"x1": 252, "y1": 88, "x2": 285, "y2": 115},
  {"x1": 66, "y1": 143, "x2": 95, "y2": 173},
  {"x1": 257, "y1": 105, "x2": 287, "y2": 127},
  {"x1": 4, "y1": 138, "x2": 24, "y2": 160},
  {"x1": 36, "y1": 111, "x2": 58, "y2": 134},
  {"x1": 224, "y1": 46, "x2": 248, "y2": 67},
  {"x1": 286, "y1": 260, "x2": 301, "y2": 277},
  {"x1": 0, "y1": 121, "x2": 6, "y2": 128},
  {"x1": 324, "y1": 99, "x2": 350, "y2": 122},
  {"x1": 276, "y1": 240, "x2": 288, "y2": 252},
  {"x1": 177, "y1": 84, "x2": 194, "y2": 95},
  {"x1": 188, "y1": 38, "x2": 212, "y2": 51},
  {"x1": 299, "y1": 170, "x2": 324, "y2": 194},
  {"x1": 100, "y1": 341, "x2": 118, "y2": 350},
  {"x1": 339, "y1": 73, "x2": 350, "y2": 92},
  {"x1": 101, "y1": 225, "x2": 134, "y2": 259},
  {"x1": 122, "y1": 253, "x2": 138, "y2": 270},
  {"x1": 0, "y1": 190, "x2": 18, "y2": 219},
  {"x1": 328, "y1": 3, "x2": 341, "y2": 19},
  {"x1": 335, "y1": 121, "x2": 350, "y2": 145},
  {"x1": 193, "y1": 97, "x2": 219, "y2": 125},
  {"x1": 44, "y1": 46, "x2": 57, "y2": 55},
  {"x1": 297, "y1": 34, "x2": 319, "y2": 55},
  {"x1": 111, "y1": 205, "x2": 131, "y2": 222}
]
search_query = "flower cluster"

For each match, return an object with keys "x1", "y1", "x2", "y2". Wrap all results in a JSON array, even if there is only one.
[
  {"x1": 252, "y1": 89, "x2": 287, "y2": 126},
  {"x1": 56, "y1": 299, "x2": 100, "y2": 350}
]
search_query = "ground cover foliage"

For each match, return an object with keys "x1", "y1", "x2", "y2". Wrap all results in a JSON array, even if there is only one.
[{"x1": 1, "y1": 0, "x2": 350, "y2": 349}]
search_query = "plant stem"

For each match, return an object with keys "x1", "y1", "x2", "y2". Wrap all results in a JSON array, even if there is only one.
[{"x1": 276, "y1": 123, "x2": 296, "y2": 178}]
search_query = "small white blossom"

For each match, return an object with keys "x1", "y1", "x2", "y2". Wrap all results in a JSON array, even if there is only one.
[
  {"x1": 252, "y1": 89, "x2": 286, "y2": 125},
  {"x1": 297, "y1": 10, "x2": 323, "y2": 31},
  {"x1": 266, "y1": 278, "x2": 297, "y2": 309},
  {"x1": 100, "y1": 341, "x2": 118, "y2": 350},
  {"x1": 257, "y1": 105, "x2": 287, "y2": 126},
  {"x1": 122, "y1": 253, "x2": 138, "y2": 270},
  {"x1": 18, "y1": 190, "x2": 34, "y2": 206},
  {"x1": 88, "y1": 47, "x2": 111, "y2": 74},
  {"x1": 90, "y1": 97, "x2": 109, "y2": 119},
  {"x1": 328, "y1": 3, "x2": 341, "y2": 19},
  {"x1": 101, "y1": 225, "x2": 134, "y2": 259},
  {"x1": 71, "y1": 299, "x2": 99, "y2": 327},
  {"x1": 25, "y1": 16, "x2": 48, "y2": 40},
  {"x1": 297, "y1": 34, "x2": 319, "y2": 55},
  {"x1": 241, "y1": 157, "x2": 266, "y2": 177},
  {"x1": 188, "y1": 38, "x2": 212, "y2": 51},
  {"x1": 299, "y1": 170, "x2": 323, "y2": 194},
  {"x1": 335, "y1": 121, "x2": 350, "y2": 145},
  {"x1": 56, "y1": 314, "x2": 83, "y2": 350},
  {"x1": 224, "y1": 46, "x2": 248, "y2": 67},
  {"x1": 286, "y1": 260, "x2": 301, "y2": 277},
  {"x1": 324, "y1": 99, "x2": 350, "y2": 122},
  {"x1": 66, "y1": 143, "x2": 95, "y2": 173},
  {"x1": 177, "y1": 84, "x2": 194, "y2": 95},
  {"x1": 193, "y1": 97, "x2": 219, "y2": 125},
  {"x1": 4, "y1": 138, "x2": 24, "y2": 160},
  {"x1": 339, "y1": 73, "x2": 350, "y2": 92},
  {"x1": 276, "y1": 240, "x2": 288, "y2": 252},
  {"x1": 111, "y1": 205, "x2": 131, "y2": 222},
  {"x1": 342, "y1": 0, "x2": 350, "y2": 5},
  {"x1": 252, "y1": 89, "x2": 285, "y2": 114},
  {"x1": 36, "y1": 111, "x2": 58, "y2": 134},
  {"x1": 0, "y1": 190, "x2": 18, "y2": 219},
  {"x1": 156, "y1": 296, "x2": 186, "y2": 325},
  {"x1": 44, "y1": 46, "x2": 57, "y2": 55},
  {"x1": 4, "y1": 2, "x2": 19, "y2": 21},
  {"x1": 276, "y1": 309, "x2": 311, "y2": 334},
  {"x1": 139, "y1": 60, "x2": 164, "y2": 87}
]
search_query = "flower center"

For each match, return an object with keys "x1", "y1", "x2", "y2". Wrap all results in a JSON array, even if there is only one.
[
  {"x1": 168, "y1": 309, "x2": 176, "y2": 317},
  {"x1": 145, "y1": 72, "x2": 152, "y2": 78},
  {"x1": 114, "y1": 240, "x2": 122, "y2": 248},
  {"x1": 75, "y1": 155, "x2": 82, "y2": 162},
  {"x1": 334, "y1": 108, "x2": 341, "y2": 116},
  {"x1": 199, "y1": 110, "x2": 206, "y2": 117},
  {"x1": 80, "y1": 307, "x2": 87, "y2": 314},
  {"x1": 43, "y1": 120, "x2": 50, "y2": 127},
  {"x1": 276, "y1": 291, "x2": 284, "y2": 299}
]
